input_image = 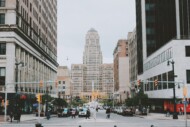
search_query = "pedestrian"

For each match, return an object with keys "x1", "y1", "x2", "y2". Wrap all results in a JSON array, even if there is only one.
[
  {"x1": 96, "y1": 106, "x2": 99, "y2": 112},
  {"x1": 106, "y1": 107, "x2": 111, "y2": 119},
  {"x1": 179, "y1": 107, "x2": 183, "y2": 115},
  {"x1": 46, "y1": 110, "x2": 50, "y2": 120},
  {"x1": 9, "y1": 111, "x2": 13, "y2": 122},
  {"x1": 166, "y1": 108, "x2": 170, "y2": 117},
  {"x1": 16, "y1": 110, "x2": 21, "y2": 123},
  {"x1": 71, "y1": 109, "x2": 76, "y2": 118},
  {"x1": 86, "y1": 109, "x2": 90, "y2": 119}
]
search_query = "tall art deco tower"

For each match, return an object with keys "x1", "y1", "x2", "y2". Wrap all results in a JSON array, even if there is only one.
[{"x1": 83, "y1": 28, "x2": 103, "y2": 92}]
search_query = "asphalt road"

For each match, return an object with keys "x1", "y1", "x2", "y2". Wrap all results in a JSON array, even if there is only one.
[{"x1": 1, "y1": 110, "x2": 190, "y2": 127}]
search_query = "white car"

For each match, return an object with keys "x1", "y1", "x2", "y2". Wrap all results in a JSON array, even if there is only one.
[{"x1": 78, "y1": 108, "x2": 88, "y2": 117}]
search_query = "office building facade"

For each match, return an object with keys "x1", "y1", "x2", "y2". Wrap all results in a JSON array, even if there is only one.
[
  {"x1": 57, "y1": 66, "x2": 72, "y2": 102},
  {"x1": 83, "y1": 28, "x2": 103, "y2": 92},
  {"x1": 128, "y1": 29, "x2": 137, "y2": 97},
  {"x1": 135, "y1": 0, "x2": 190, "y2": 111},
  {"x1": 70, "y1": 29, "x2": 114, "y2": 102},
  {"x1": 0, "y1": 0, "x2": 58, "y2": 94},
  {"x1": 113, "y1": 40, "x2": 130, "y2": 103}
]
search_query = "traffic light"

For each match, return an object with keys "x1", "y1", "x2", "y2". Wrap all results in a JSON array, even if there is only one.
[
  {"x1": 154, "y1": 79, "x2": 158, "y2": 87},
  {"x1": 36, "y1": 94, "x2": 42, "y2": 103},
  {"x1": 137, "y1": 80, "x2": 141, "y2": 86},
  {"x1": 39, "y1": 80, "x2": 43, "y2": 88}
]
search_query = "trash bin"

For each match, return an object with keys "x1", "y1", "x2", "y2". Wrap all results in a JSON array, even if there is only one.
[{"x1": 35, "y1": 123, "x2": 43, "y2": 127}]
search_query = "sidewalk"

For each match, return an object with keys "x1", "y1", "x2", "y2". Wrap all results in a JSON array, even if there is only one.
[
  {"x1": 0, "y1": 114, "x2": 48, "y2": 123},
  {"x1": 137, "y1": 113, "x2": 190, "y2": 120}
]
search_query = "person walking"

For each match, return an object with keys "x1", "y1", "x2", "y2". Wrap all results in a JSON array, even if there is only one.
[
  {"x1": 166, "y1": 108, "x2": 170, "y2": 117},
  {"x1": 179, "y1": 107, "x2": 183, "y2": 115},
  {"x1": 86, "y1": 109, "x2": 90, "y2": 119},
  {"x1": 46, "y1": 110, "x2": 50, "y2": 120},
  {"x1": 106, "y1": 107, "x2": 111, "y2": 119},
  {"x1": 9, "y1": 111, "x2": 13, "y2": 122},
  {"x1": 71, "y1": 109, "x2": 76, "y2": 118},
  {"x1": 96, "y1": 106, "x2": 98, "y2": 112}
]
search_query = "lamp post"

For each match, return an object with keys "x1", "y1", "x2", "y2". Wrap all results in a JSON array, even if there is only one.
[
  {"x1": 45, "y1": 87, "x2": 49, "y2": 116},
  {"x1": 15, "y1": 61, "x2": 24, "y2": 108},
  {"x1": 167, "y1": 60, "x2": 178, "y2": 119}
]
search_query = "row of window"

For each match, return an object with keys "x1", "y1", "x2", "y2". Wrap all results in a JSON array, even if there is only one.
[
  {"x1": 0, "y1": 14, "x2": 5, "y2": 24},
  {"x1": 0, "y1": 67, "x2": 5, "y2": 85},
  {"x1": 0, "y1": 0, "x2": 5, "y2": 7},
  {"x1": 144, "y1": 70, "x2": 190, "y2": 91},
  {"x1": 58, "y1": 81, "x2": 65, "y2": 84},
  {"x1": 0, "y1": 43, "x2": 6, "y2": 55}
]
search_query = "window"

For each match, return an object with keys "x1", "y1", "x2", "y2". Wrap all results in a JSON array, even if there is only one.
[
  {"x1": 0, "y1": 43, "x2": 6, "y2": 55},
  {"x1": 0, "y1": 14, "x2": 5, "y2": 24},
  {"x1": 0, "y1": 67, "x2": 5, "y2": 85},
  {"x1": 158, "y1": 75, "x2": 162, "y2": 90},
  {"x1": 162, "y1": 73, "x2": 167, "y2": 89},
  {"x1": 30, "y1": 3, "x2": 32, "y2": 12},
  {"x1": 0, "y1": 0, "x2": 5, "y2": 7},
  {"x1": 63, "y1": 86, "x2": 65, "y2": 89},
  {"x1": 168, "y1": 71, "x2": 174, "y2": 88},
  {"x1": 58, "y1": 81, "x2": 61, "y2": 84},
  {"x1": 63, "y1": 81, "x2": 65, "y2": 84},
  {"x1": 186, "y1": 70, "x2": 190, "y2": 83},
  {"x1": 185, "y1": 46, "x2": 190, "y2": 56}
]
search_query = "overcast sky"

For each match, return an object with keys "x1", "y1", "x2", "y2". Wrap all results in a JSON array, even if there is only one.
[{"x1": 57, "y1": 0, "x2": 136, "y2": 68}]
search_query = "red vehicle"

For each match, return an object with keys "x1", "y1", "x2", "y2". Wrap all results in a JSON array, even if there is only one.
[{"x1": 164, "y1": 100, "x2": 190, "y2": 113}]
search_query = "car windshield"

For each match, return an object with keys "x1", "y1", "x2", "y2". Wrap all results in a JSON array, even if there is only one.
[{"x1": 83, "y1": 108, "x2": 87, "y2": 111}]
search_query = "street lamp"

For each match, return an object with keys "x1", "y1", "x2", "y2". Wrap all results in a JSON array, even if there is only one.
[
  {"x1": 167, "y1": 60, "x2": 178, "y2": 119},
  {"x1": 15, "y1": 61, "x2": 24, "y2": 108}
]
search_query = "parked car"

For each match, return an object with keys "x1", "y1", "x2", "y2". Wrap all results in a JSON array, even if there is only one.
[
  {"x1": 122, "y1": 107, "x2": 133, "y2": 116},
  {"x1": 78, "y1": 108, "x2": 88, "y2": 117},
  {"x1": 62, "y1": 108, "x2": 70, "y2": 117},
  {"x1": 57, "y1": 109, "x2": 62, "y2": 117},
  {"x1": 117, "y1": 107, "x2": 124, "y2": 115},
  {"x1": 141, "y1": 107, "x2": 147, "y2": 115}
]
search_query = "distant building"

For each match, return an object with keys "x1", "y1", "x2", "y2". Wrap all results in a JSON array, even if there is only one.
[
  {"x1": 83, "y1": 28, "x2": 103, "y2": 92},
  {"x1": 71, "y1": 64, "x2": 85, "y2": 97},
  {"x1": 128, "y1": 29, "x2": 137, "y2": 97},
  {"x1": 57, "y1": 66, "x2": 72, "y2": 103},
  {"x1": 71, "y1": 28, "x2": 114, "y2": 102},
  {"x1": 113, "y1": 40, "x2": 130, "y2": 103},
  {"x1": 100, "y1": 64, "x2": 114, "y2": 99}
]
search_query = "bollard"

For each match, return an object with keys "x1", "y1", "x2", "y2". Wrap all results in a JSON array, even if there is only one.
[
  {"x1": 114, "y1": 125, "x2": 117, "y2": 127},
  {"x1": 150, "y1": 125, "x2": 154, "y2": 127},
  {"x1": 79, "y1": 125, "x2": 82, "y2": 127}
]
